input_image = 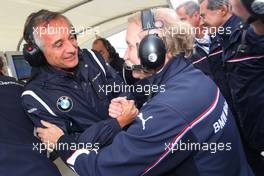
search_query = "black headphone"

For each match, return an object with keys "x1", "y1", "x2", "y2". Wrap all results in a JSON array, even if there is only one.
[
  {"x1": 23, "y1": 10, "x2": 77, "y2": 67},
  {"x1": 241, "y1": 0, "x2": 264, "y2": 20},
  {"x1": 23, "y1": 10, "x2": 47, "y2": 67},
  {"x1": 138, "y1": 9, "x2": 166, "y2": 70}
]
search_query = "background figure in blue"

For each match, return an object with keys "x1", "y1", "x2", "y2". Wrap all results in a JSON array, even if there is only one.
[
  {"x1": 223, "y1": 0, "x2": 264, "y2": 175},
  {"x1": 21, "y1": 10, "x2": 136, "y2": 145},
  {"x1": 92, "y1": 37, "x2": 124, "y2": 77},
  {"x1": 36, "y1": 8, "x2": 252, "y2": 176},
  {"x1": 0, "y1": 75, "x2": 61, "y2": 176},
  {"x1": 92, "y1": 37, "x2": 139, "y2": 85},
  {"x1": 199, "y1": 0, "x2": 241, "y2": 124},
  {"x1": 176, "y1": 1, "x2": 212, "y2": 77}
]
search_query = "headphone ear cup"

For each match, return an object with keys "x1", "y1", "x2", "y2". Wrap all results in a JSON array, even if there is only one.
[
  {"x1": 138, "y1": 34, "x2": 166, "y2": 69},
  {"x1": 23, "y1": 43, "x2": 46, "y2": 67}
]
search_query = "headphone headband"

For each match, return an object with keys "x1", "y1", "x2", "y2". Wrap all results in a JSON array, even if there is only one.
[
  {"x1": 141, "y1": 9, "x2": 156, "y2": 30},
  {"x1": 134, "y1": 9, "x2": 166, "y2": 70}
]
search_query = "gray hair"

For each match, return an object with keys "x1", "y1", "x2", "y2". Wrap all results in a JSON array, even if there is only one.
[
  {"x1": 176, "y1": 1, "x2": 200, "y2": 17},
  {"x1": 23, "y1": 9, "x2": 73, "y2": 51},
  {"x1": 199, "y1": 0, "x2": 230, "y2": 10}
]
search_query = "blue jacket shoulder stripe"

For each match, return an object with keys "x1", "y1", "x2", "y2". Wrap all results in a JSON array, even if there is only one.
[
  {"x1": 208, "y1": 50, "x2": 223, "y2": 58},
  {"x1": 193, "y1": 56, "x2": 207, "y2": 65},
  {"x1": 21, "y1": 90, "x2": 58, "y2": 117},
  {"x1": 227, "y1": 54, "x2": 264, "y2": 63}
]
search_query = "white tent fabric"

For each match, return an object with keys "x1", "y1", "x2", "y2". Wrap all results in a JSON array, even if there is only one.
[{"x1": 0, "y1": 0, "x2": 169, "y2": 52}]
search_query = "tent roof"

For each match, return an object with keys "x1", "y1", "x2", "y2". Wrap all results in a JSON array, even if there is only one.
[{"x1": 0, "y1": 0, "x2": 169, "y2": 52}]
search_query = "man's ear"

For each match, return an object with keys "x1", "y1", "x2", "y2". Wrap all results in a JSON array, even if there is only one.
[{"x1": 218, "y1": 5, "x2": 229, "y2": 16}]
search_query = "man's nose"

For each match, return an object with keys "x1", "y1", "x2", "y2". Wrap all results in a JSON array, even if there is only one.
[{"x1": 65, "y1": 40, "x2": 77, "y2": 53}]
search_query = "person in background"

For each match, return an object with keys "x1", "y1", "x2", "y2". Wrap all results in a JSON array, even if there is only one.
[
  {"x1": 199, "y1": 0, "x2": 241, "y2": 120},
  {"x1": 238, "y1": 0, "x2": 264, "y2": 35},
  {"x1": 221, "y1": 0, "x2": 264, "y2": 174},
  {"x1": 92, "y1": 37, "x2": 138, "y2": 85},
  {"x1": 0, "y1": 75, "x2": 61, "y2": 176},
  {"x1": 176, "y1": 1, "x2": 212, "y2": 76},
  {"x1": 92, "y1": 37, "x2": 124, "y2": 72}
]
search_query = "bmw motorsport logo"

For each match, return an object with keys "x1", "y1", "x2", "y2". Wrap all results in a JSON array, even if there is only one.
[{"x1": 57, "y1": 96, "x2": 73, "y2": 112}]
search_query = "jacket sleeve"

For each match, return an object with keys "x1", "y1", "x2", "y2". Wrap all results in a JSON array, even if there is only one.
[
  {"x1": 57, "y1": 103, "x2": 191, "y2": 176},
  {"x1": 76, "y1": 118, "x2": 122, "y2": 147},
  {"x1": 21, "y1": 90, "x2": 122, "y2": 147},
  {"x1": 21, "y1": 90, "x2": 70, "y2": 132}
]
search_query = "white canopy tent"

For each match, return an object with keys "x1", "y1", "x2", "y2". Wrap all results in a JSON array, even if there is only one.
[{"x1": 0, "y1": 0, "x2": 172, "y2": 52}]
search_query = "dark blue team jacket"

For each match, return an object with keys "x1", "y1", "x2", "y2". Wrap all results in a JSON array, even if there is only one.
[
  {"x1": 207, "y1": 16, "x2": 242, "y2": 117},
  {"x1": 22, "y1": 49, "x2": 124, "y2": 145},
  {"x1": 0, "y1": 76, "x2": 61, "y2": 176},
  {"x1": 57, "y1": 55, "x2": 253, "y2": 176},
  {"x1": 223, "y1": 24, "x2": 264, "y2": 151}
]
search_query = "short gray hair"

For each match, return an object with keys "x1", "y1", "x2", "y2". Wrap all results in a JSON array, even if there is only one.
[
  {"x1": 23, "y1": 9, "x2": 73, "y2": 51},
  {"x1": 199, "y1": 0, "x2": 230, "y2": 10},
  {"x1": 176, "y1": 1, "x2": 200, "y2": 17}
]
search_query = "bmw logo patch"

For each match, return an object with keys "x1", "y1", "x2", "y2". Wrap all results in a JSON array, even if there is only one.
[{"x1": 57, "y1": 96, "x2": 73, "y2": 112}]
